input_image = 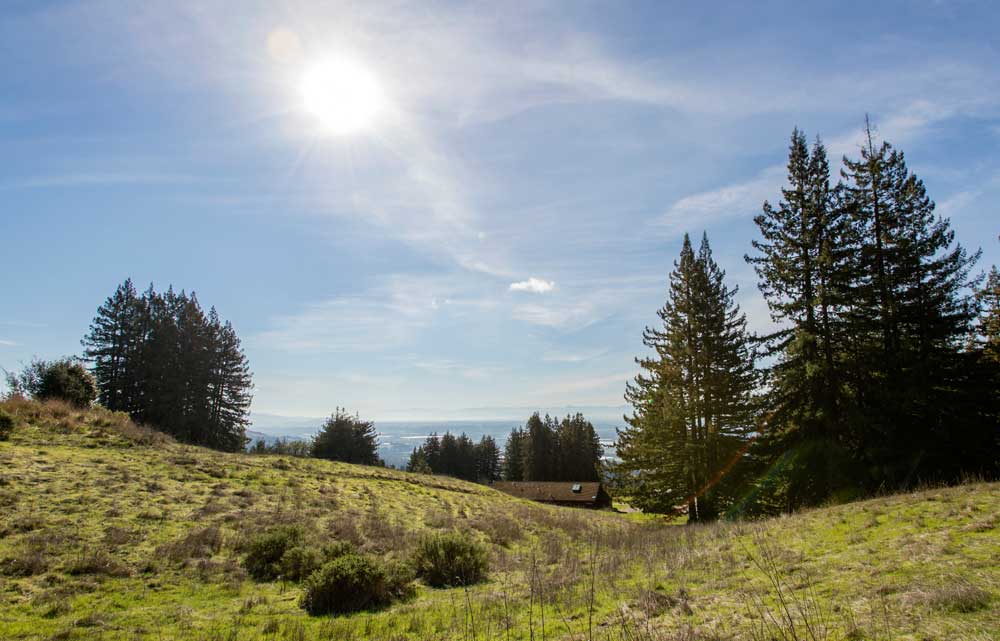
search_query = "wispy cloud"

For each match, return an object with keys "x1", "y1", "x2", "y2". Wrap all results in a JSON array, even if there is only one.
[
  {"x1": 0, "y1": 339, "x2": 18, "y2": 347},
  {"x1": 936, "y1": 189, "x2": 981, "y2": 219},
  {"x1": 660, "y1": 165, "x2": 785, "y2": 231},
  {"x1": 525, "y1": 372, "x2": 635, "y2": 407},
  {"x1": 252, "y1": 275, "x2": 452, "y2": 353},
  {"x1": 509, "y1": 277, "x2": 554, "y2": 293},
  {"x1": 542, "y1": 348, "x2": 609, "y2": 363}
]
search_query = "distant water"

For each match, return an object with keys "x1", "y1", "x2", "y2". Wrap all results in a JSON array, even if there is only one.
[{"x1": 375, "y1": 419, "x2": 622, "y2": 468}]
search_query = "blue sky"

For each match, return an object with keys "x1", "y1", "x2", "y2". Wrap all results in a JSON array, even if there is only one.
[{"x1": 2, "y1": 1, "x2": 998, "y2": 420}]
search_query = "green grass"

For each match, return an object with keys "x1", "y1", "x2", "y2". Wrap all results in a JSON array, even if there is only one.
[{"x1": 0, "y1": 398, "x2": 997, "y2": 640}]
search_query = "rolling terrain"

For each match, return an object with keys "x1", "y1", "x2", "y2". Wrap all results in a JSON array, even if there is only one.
[{"x1": 0, "y1": 399, "x2": 996, "y2": 640}]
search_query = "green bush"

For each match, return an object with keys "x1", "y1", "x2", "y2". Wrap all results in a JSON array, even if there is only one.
[
  {"x1": 243, "y1": 526, "x2": 303, "y2": 581},
  {"x1": 0, "y1": 410, "x2": 13, "y2": 441},
  {"x1": 300, "y1": 553, "x2": 413, "y2": 615},
  {"x1": 280, "y1": 546, "x2": 323, "y2": 583},
  {"x1": 38, "y1": 360, "x2": 97, "y2": 407},
  {"x1": 412, "y1": 531, "x2": 489, "y2": 587}
]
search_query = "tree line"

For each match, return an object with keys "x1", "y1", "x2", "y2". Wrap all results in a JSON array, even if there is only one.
[
  {"x1": 81, "y1": 279, "x2": 253, "y2": 452},
  {"x1": 502, "y1": 412, "x2": 603, "y2": 482},
  {"x1": 405, "y1": 432, "x2": 501, "y2": 483},
  {"x1": 617, "y1": 122, "x2": 1000, "y2": 521}
]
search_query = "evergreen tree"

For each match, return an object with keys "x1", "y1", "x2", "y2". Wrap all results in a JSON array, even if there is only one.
[
  {"x1": 502, "y1": 427, "x2": 526, "y2": 481},
  {"x1": 205, "y1": 311, "x2": 253, "y2": 452},
  {"x1": 81, "y1": 279, "x2": 148, "y2": 415},
  {"x1": 82, "y1": 280, "x2": 252, "y2": 452},
  {"x1": 838, "y1": 119, "x2": 982, "y2": 487},
  {"x1": 973, "y1": 246, "x2": 1000, "y2": 362},
  {"x1": 745, "y1": 129, "x2": 856, "y2": 508},
  {"x1": 407, "y1": 448, "x2": 433, "y2": 474},
  {"x1": 474, "y1": 435, "x2": 502, "y2": 483},
  {"x1": 619, "y1": 233, "x2": 756, "y2": 521},
  {"x1": 406, "y1": 431, "x2": 488, "y2": 482},
  {"x1": 555, "y1": 413, "x2": 603, "y2": 481},
  {"x1": 522, "y1": 413, "x2": 558, "y2": 481},
  {"x1": 312, "y1": 408, "x2": 381, "y2": 465}
]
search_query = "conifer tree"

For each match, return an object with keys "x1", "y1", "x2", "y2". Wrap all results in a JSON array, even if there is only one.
[
  {"x1": 522, "y1": 413, "x2": 558, "y2": 481},
  {"x1": 834, "y1": 121, "x2": 980, "y2": 484},
  {"x1": 82, "y1": 280, "x2": 252, "y2": 452},
  {"x1": 312, "y1": 408, "x2": 380, "y2": 465},
  {"x1": 619, "y1": 233, "x2": 755, "y2": 521},
  {"x1": 474, "y1": 435, "x2": 502, "y2": 483},
  {"x1": 81, "y1": 279, "x2": 148, "y2": 415},
  {"x1": 555, "y1": 413, "x2": 603, "y2": 481},
  {"x1": 746, "y1": 130, "x2": 850, "y2": 443},
  {"x1": 206, "y1": 312, "x2": 253, "y2": 451},
  {"x1": 745, "y1": 129, "x2": 856, "y2": 509},
  {"x1": 502, "y1": 427, "x2": 526, "y2": 481},
  {"x1": 976, "y1": 263, "x2": 1000, "y2": 362}
]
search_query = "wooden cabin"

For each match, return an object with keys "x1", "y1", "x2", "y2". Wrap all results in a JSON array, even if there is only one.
[{"x1": 491, "y1": 481, "x2": 612, "y2": 509}]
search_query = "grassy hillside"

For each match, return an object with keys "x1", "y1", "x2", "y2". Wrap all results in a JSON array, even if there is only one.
[{"x1": 0, "y1": 399, "x2": 996, "y2": 641}]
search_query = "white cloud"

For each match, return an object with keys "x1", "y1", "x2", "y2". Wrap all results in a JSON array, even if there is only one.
[
  {"x1": 509, "y1": 277, "x2": 555, "y2": 293},
  {"x1": 0, "y1": 339, "x2": 18, "y2": 347}
]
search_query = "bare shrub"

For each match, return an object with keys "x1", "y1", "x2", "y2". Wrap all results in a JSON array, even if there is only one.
[
  {"x1": 157, "y1": 526, "x2": 224, "y2": 562},
  {"x1": 471, "y1": 511, "x2": 523, "y2": 547},
  {"x1": 324, "y1": 512, "x2": 364, "y2": 547},
  {"x1": 102, "y1": 526, "x2": 142, "y2": 547},
  {"x1": 65, "y1": 548, "x2": 131, "y2": 577},
  {"x1": 916, "y1": 581, "x2": 991, "y2": 613},
  {"x1": 423, "y1": 507, "x2": 457, "y2": 530},
  {"x1": 0, "y1": 548, "x2": 49, "y2": 576}
]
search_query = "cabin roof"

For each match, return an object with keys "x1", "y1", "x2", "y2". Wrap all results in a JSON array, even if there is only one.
[{"x1": 492, "y1": 481, "x2": 607, "y2": 503}]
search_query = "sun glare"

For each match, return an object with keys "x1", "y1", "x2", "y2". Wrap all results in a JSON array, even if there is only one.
[{"x1": 299, "y1": 57, "x2": 383, "y2": 136}]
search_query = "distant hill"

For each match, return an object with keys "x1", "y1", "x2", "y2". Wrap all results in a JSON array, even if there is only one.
[{"x1": 1, "y1": 398, "x2": 996, "y2": 641}]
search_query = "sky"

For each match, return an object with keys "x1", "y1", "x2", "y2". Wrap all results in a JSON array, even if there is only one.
[{"x1": 2, "y1": 1, "x2": 999, "y2": 421}]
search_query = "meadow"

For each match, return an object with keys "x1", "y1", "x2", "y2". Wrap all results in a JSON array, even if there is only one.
[{"x1": 0, "y1": 399, "x2": 996, "y2": 641}]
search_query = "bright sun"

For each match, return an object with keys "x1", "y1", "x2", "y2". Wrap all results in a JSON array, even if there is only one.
[{"x1": 299, "y1": 57, "x2": 384, "y2": 136}]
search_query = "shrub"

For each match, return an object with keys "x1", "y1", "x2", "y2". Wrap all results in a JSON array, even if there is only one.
[
  {"x1": 4, "y1": 358, "x2": 97, "y2": 407},
  {"x1": 321, "y1": 540, "x2": 357, "y2": 561},
  {"x1": 158, "y1": 526, "x2": 224, "y2": 562},
  {"x1": 65, "y1": 548, "x2": 131, "y2": 577},
  {"x1": 412, "y1": 531, "x2": 489, "y2": 587},
  {"x1": 38, "y1": 360, "x2": 97, "y2": 407},
  {"x1": 280, "y1": 546, "x2": 323, "y2": 583},
  {"x1": 0, "y1": 550, "x2": 48, "y2": 577},
  {"x1": 243, "y1": 525, "x2": 303, "y2": 581},
  {"x1": 299, "y1": 553, "x2": 413, "y2": 615},
  {"x1": 0, "y1": 409, "x2": 13, "y2": 441},
  {"x1": 923, "y1": 582, "x2": 991, "y2": 612}
]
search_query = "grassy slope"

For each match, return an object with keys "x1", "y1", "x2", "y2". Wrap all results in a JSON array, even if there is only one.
[{"x1": 0, "y1": 399, "x2": 996, "y2": 641}]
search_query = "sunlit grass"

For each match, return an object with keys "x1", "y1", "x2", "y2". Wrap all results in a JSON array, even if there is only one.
[{"x1": 0, "y1": 399, "x2": 996, "y2": 640}]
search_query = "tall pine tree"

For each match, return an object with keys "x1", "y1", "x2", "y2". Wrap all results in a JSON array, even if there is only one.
[
  {"x1": 619, "y1": 233, "x2": 755, "y2": 521},
  {"x1": 745, "y1": 129, "x2": 856, "y2": 509},
  {"x1": 839, "y1": 119, "x2": 983, "y2": 486}
]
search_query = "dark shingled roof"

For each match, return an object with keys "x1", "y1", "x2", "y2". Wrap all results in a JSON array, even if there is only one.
[{"x1": 491, "y1": 481, "x2": 609, "y2": 504}]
